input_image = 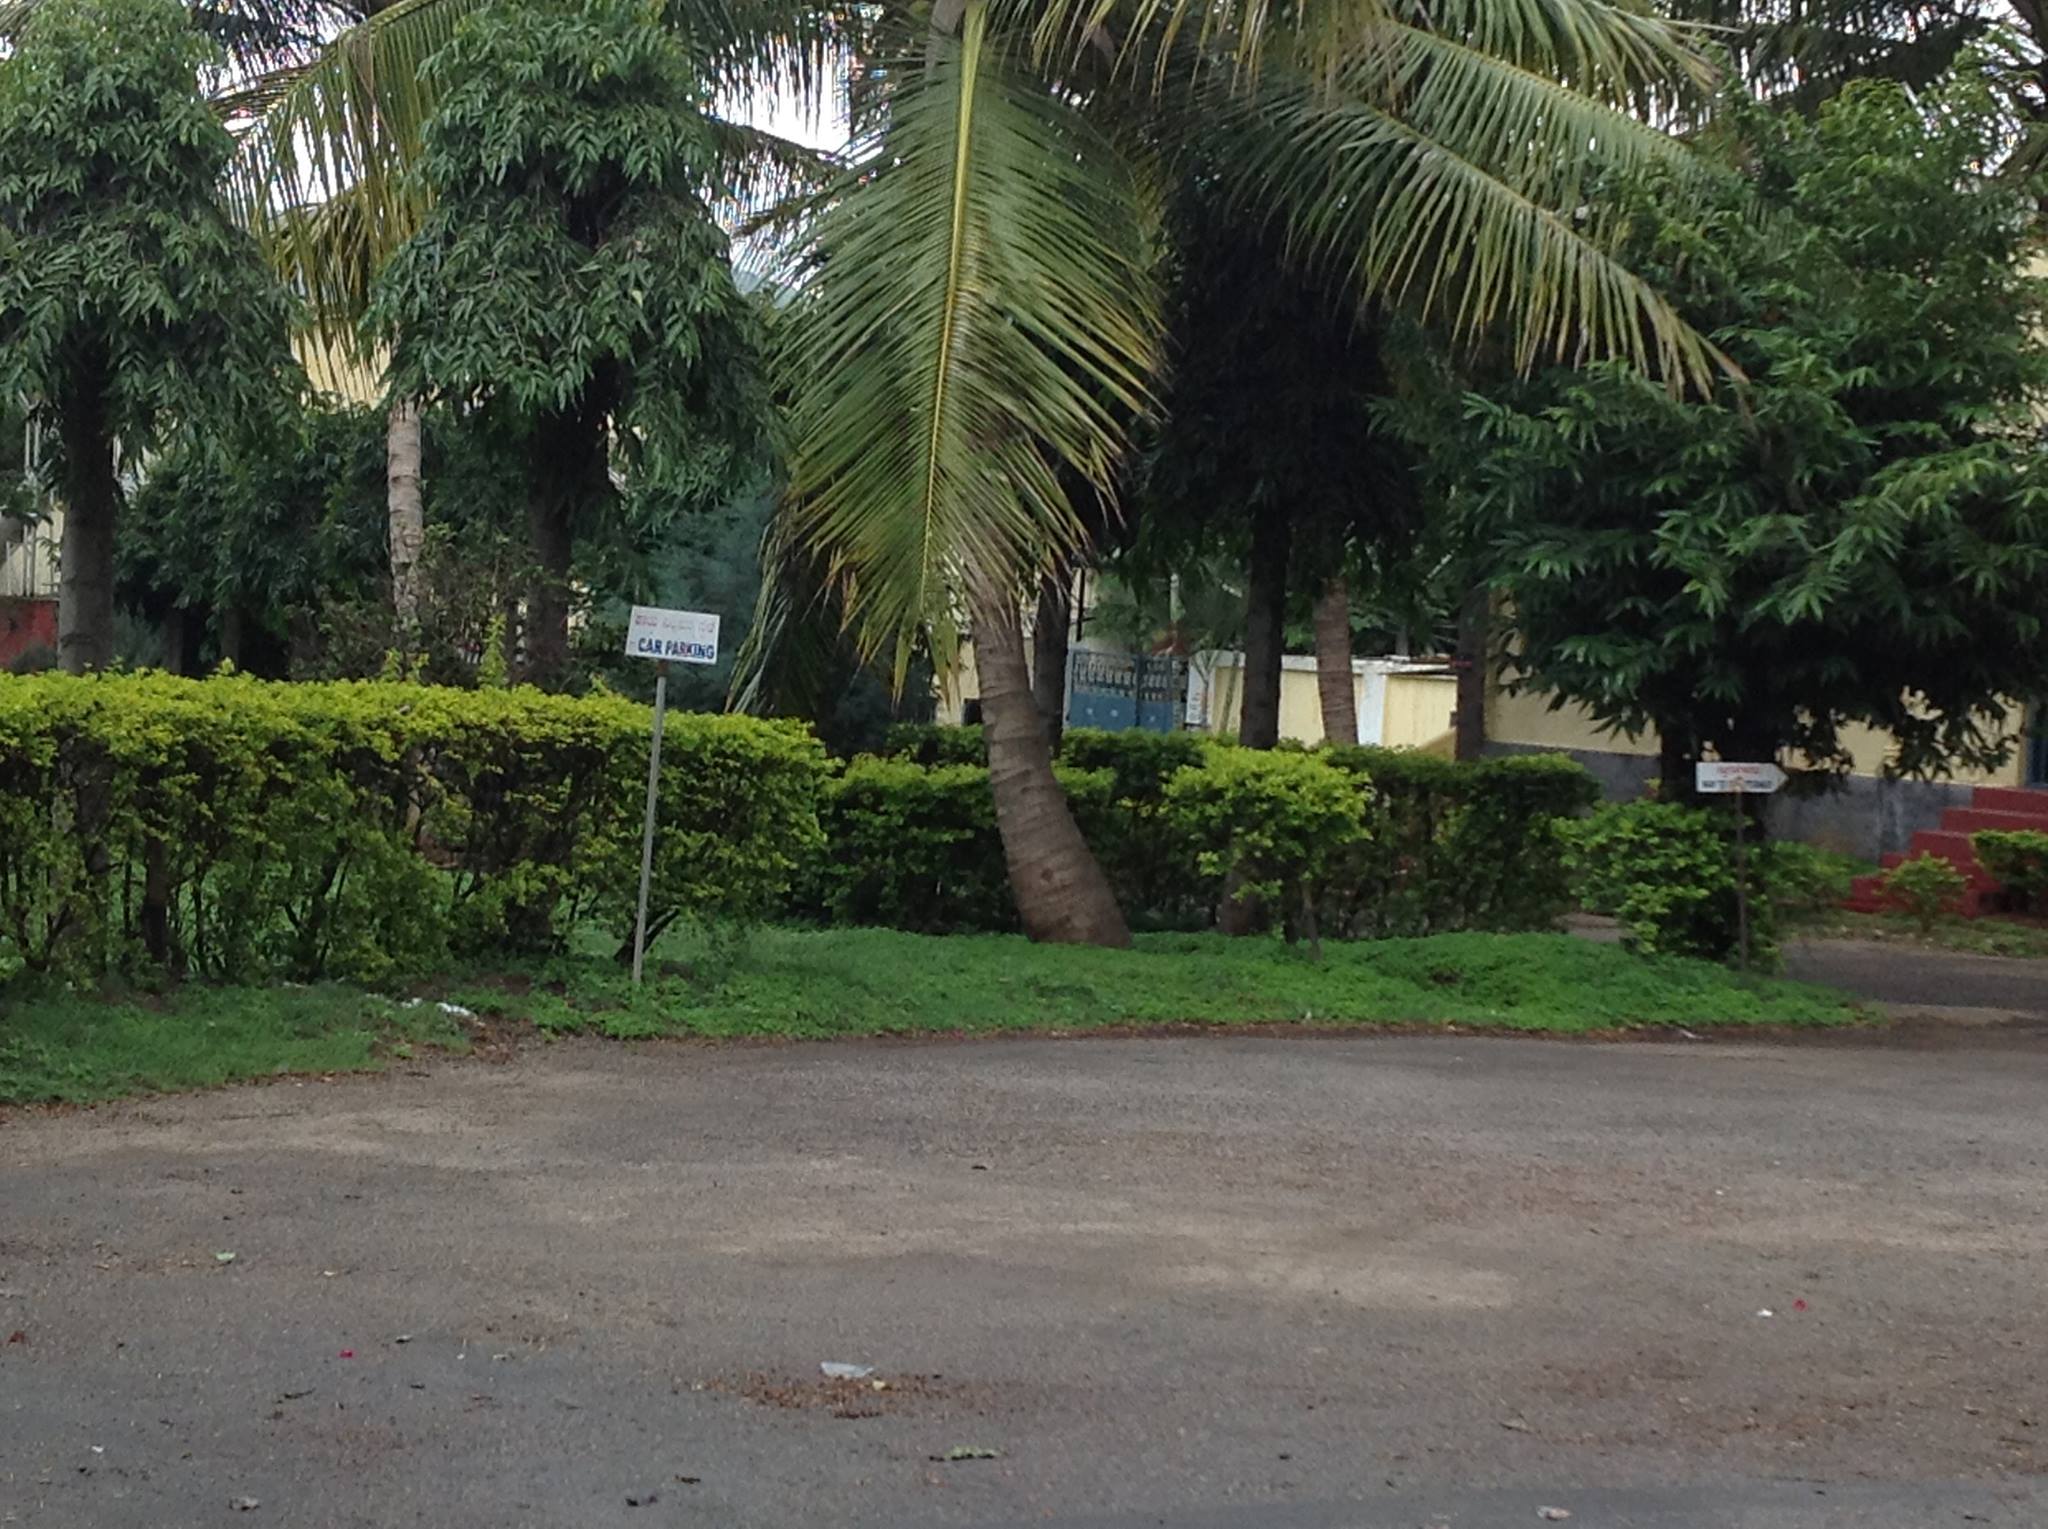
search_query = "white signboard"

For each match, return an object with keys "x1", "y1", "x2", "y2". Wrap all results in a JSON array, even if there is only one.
[
  {"x1": 1695, "y1": 761, "x2": 1787, "y2": 795},
  {"x1": 624, "y1": 605, "x2": 719, "y2": 665}
]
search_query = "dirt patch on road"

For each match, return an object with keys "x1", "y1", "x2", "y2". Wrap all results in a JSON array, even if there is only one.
[{"x1": 707, "y1": 1370, "x2": 975, "y2": 1420}]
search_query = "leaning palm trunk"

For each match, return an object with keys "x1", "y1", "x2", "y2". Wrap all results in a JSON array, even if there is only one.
[
  {"x1": 1312, "y1": 574, "x2": 1357, "y2": 745},
  {"x1": 972, "y1": 581, "x2": 1130, "y2": 946},
  {"x1": 386, "y1": 398, "x2": 425, "y2": 633}
]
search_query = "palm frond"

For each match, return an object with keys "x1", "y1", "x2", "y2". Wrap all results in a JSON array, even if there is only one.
[
  {"x1": 773, "y1": 1, "x2": 1161, "y2": 674},
  {"x1": 225, "y1": 0, "x2": 477, "y2": 346},
  {"x1": 1199, "y1": 7, "x2": 1724, "y2": 387},
  {"x1": 1408, "y1": 0, "x2": 1712, "y2": 99}
]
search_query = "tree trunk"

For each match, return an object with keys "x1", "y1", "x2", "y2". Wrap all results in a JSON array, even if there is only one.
[
  {"x1": 971, "y1": 580, "x2": 1130, "y2": 947},
  {"x1": 56, "y1": 367, "x2": 118, "y2": 675},
  {"x1": 386, "y1": 398, "x2": 426, "y2": 633},
  {"x1": 1239, "y1": 507, "x2": 1291, "y2": 748},
  {"x1": 1311, "y1": 574, "x2": 1356, "y2": 746},
  {"x1": 1454, "y1": 585, "x2": 1488, "y2": 762},
  {"x1": 521, "y1": 407, "x2": 609, "y2": 689},
  {"x1": 523, "y1": 484, "x2": 573, "y2": 687},
  {"x1": 218, "y1": 606, "x2": 245, "y2": 669},
  {"x1": 1031, "y1": 569, "x2": 1071, "y2": 753},
  {"x1": 1658, "y1": 726, "x2": 1696, "y2": 806}
]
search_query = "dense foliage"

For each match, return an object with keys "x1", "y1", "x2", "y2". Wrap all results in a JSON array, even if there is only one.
[
  {"x1": 1425, "y1": 80, "x2": 2048, "y2": 781},
  {"x1": 368, "y1": 0, "x2": 769, "y2": 681},
  {"x1": 0, "y1": 0, "x2": 297, "y2": 671},
  {"x1": 1970, "y1": 830, "x2": 2048, "y2": 912},
  {"x1": 0, "y1": 673, "x2": 826, "y2": 985}
]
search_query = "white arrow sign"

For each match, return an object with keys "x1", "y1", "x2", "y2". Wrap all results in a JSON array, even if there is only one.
[{"x1": 1695, "y1": 761, "x2": 1787, "y2": 795}]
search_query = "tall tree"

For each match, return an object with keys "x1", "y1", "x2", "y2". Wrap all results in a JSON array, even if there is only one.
[
  {"x1": 1142, "y1": 200, "x2": 1418, "y2": 749},
  {"x1": 1429, "y1": 79, "x2": 2048, "y2": 786},
  {"x1": 367, "y1": 0, "x2": 771, "y2": 685},
  {"x1": 0, "y1": 0, "x2": 295, "y2": 672}
]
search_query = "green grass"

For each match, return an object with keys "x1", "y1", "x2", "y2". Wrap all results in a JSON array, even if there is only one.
[
  {"x1": 1, "y1": 928, "x2": 1862, "y2": 1107},
  {"x1": 0, "y1": 986, "x2": 470, "y2": 1105},
  {"x1": 1786, "y1": 906, "x2": 2048, "y2": 959}
]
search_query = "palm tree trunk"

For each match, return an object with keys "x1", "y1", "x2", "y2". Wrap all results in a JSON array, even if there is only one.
[
  {"x1": 56, "y1": 364, "x2": 118, "y2": 675},
  {"x1": 1239, "y1": 508, "x2": 1290, "y2": 748},
  {"x1": 971, "y1": 580, "x2": 1130, "y2": 947},
  {"x1": 386, "y1": 399, "x2": 425, "y2": 633},
  {"x1": 1032, "y1": 569, "x2": 1071, "y2": 753},
  {"x1": 1311, "y1": 574, "x2": 1356, "y2": 745},
  {"x1": 1454, "y1": 585, "x2": 1488, "y2": 762}
]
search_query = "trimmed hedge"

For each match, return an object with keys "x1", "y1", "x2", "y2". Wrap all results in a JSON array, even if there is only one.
[
  {"x1": 1323, "y1": 748, "x2": 1600, "y2": 937},
  {"x1": 0, "y1": 672, "x2": 825, "y2": 984},
  {"x1": 821, "y1": 726, "x2": 1597, "y2": 938}
]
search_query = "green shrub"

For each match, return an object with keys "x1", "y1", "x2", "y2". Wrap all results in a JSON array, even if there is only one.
[
  {"x1": 1057, "y1": 727, "x2": 1210, "y2": 798},
  {"x1": 1562, "y1": 800, "x2": 1772, "y2": 963},
  {"x1": 1161, "y1": 751, "x2": 1371, "y2": 950},
  {"x1": 1758, "y1": 841, "x2": 1861, "y2": 915},
  {"x1": 0, "y1": 672, "x2": 825, "y2": 985},
  {"x1": 1971, "y1": 829, "x2": 2048, "y2": 912},
  {"x1": 1323, "y1": 748, "x2": 1599, "y2": 936},
  {"x1": 1880, "y1": 853, "x2": 1969, "y2": 931},
  {"x1": 880, "y1": 721, "x2": 988, "y2": 767}
]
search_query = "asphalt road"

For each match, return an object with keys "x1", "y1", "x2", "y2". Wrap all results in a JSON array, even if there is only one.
[
  {"x1": 1783, "y1": 938, "x2": 2048, "y2": 1017},
  {"x1": 3, "y1": 1031, "x2": 2044, "y2": 1528}
]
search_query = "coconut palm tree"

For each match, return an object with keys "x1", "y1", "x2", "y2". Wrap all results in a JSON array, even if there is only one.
[{"x1": 766, "y1": 0, "x2": 1718, "y2": 944}]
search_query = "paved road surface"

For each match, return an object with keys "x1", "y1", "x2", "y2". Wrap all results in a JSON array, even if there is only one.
[
  {"x1": 1784, "y1": 938, "x2": 2048, "y2": 1017},
  {"x1": 4, "y1": 1032, "x2": 2044, "y2": 1527}
]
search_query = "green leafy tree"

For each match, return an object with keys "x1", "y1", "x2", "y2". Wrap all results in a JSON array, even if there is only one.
[
  {"x1": 0, "y1": 0, "x2": 296, "y2": 672},
  {"x1": 1138, "y1": 196, "x2": 1423, "y2": 749},
  {"x1": 367, "y1": 0, "x2": 771, "y2": 686},
  {"x1": 121, "y1": 403, "x2": 391, "y2": 674},
  {"x1": 1428, "y1": 79, "x2": 2048, "y2": 789}
]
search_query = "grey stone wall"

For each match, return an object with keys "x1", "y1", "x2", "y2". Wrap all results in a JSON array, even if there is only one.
[{"x1": 1485, "y1": 742, "x2": 1967, "y2": 862}]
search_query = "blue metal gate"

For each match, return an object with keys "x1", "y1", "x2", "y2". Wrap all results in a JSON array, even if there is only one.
[{"x1": 1066, "y1": 652, "x2": 1185, "y2": 733}]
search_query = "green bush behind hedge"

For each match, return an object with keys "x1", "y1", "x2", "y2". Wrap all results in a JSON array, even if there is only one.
[{"x1": 0, "y1": 672, "x2": 826, "y2": 984}]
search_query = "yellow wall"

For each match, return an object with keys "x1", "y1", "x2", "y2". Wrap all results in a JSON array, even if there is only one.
[
  {"x1": 934, "y1": 645, "x2": 1456, "y2": 751},
  {"x1": 1486, "y1": 687, "x2": 1655, "y2": 757},
  {"x1": 1383, "y1": 673, "x2": 1457, "y2": 752},
  {"x1": 1485, "y1": 682, "x2": 2029, "y2": 787},
  {"x1": 1199, "y1": 658, "x2": 1455, "y2": 747}
]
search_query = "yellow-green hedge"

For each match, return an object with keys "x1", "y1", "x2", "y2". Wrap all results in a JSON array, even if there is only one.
[{"x1": 0, "y1": 672, "x2": 825, "y2": 984}]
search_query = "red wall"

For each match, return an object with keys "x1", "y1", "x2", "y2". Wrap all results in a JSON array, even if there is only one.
[{"x1": 0, "y1": 596, "x2": 57, "y2": 668}]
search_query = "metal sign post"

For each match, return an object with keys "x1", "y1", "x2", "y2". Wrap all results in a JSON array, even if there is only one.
[
  {"x1": 1695, "y1": 761, "x2": 1788, "y2": 974},
  {"x1": 623, "y1": 605, "x2": 720, "y2": 985}
]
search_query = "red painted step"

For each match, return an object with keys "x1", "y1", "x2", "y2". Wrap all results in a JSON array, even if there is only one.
[
  {"x1": 1891, "y1": 829, "x2": 1982, "y2": 864},
  {"x1": 1840, "y1": 785, "x2": 2047, "y2": 920},
  {"x1": 1963, "y1": 785, "x2": 2048, "y2": 819},
  {"x1": 1939, "y1": 806, "x2": 2048, "y2": 835}
]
